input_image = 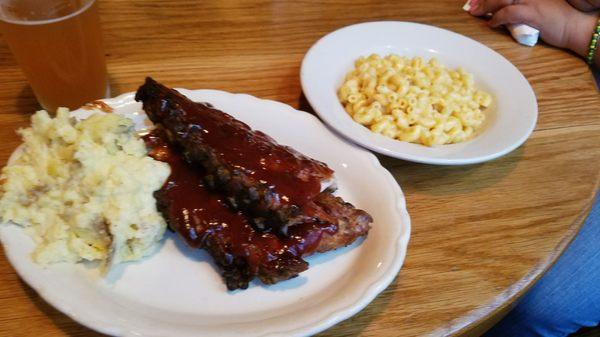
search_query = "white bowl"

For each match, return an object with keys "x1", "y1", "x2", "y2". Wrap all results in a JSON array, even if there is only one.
[{"x1": 301, "y1": 21, "x2": 538, "y2": 165}]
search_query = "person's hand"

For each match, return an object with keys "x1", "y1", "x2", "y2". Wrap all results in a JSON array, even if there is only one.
[
  {"x1": 468, "y1": 0, "x2": 581, "y2": 49},
  {"x1": 467, "y1": 0, "x2": 599, "y2": 61},
  {"x1": 568, "y1": 0, "x2": 600, "y2": 12}
]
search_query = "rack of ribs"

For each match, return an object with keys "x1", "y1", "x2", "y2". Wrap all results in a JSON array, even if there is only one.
[
  {"x1": 136, "y1": 77, "x2": 337, "y2": 235},
  {"x1": 144, "y1": 129, "x2": 371, "y2": 290}
]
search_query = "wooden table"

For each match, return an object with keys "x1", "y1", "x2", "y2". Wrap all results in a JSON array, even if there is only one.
[{"x1": 1, "y1": 1, "x2": 599, "y2": 336}]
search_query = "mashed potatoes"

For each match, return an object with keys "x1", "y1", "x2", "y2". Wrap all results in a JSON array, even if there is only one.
[{"x1": 0, "y1": 109, "x2": 170, "y2": 268}]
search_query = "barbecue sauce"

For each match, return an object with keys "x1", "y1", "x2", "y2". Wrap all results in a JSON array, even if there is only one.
[
  {"x1": 184, "y1": 102, "x2": 329, "y2": 206},
  {"x1": 143, "y1": 130, "x2": 337, "y2": 276},
  {"x1": 140, "y1": 79, "x2": 333, "y2": 206}
]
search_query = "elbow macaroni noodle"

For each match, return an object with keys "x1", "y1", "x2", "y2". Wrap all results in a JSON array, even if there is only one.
[{"x1": 338, "y1": 54, "x2": 492, "y2": 146}]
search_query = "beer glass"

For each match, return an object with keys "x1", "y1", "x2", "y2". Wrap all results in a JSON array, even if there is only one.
[{"x1": 0, "y1": 0, "x2": 108, "y2": 112}]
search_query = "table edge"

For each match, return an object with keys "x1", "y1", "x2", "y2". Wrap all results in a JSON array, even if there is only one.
[{"x1": 449, "y1": 184, "x2": 600, "y2": 337}]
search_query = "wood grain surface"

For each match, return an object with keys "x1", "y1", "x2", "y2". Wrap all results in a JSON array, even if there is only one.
[{"x1": 1, "y1": 1, "x2": 599, "y2": 336}]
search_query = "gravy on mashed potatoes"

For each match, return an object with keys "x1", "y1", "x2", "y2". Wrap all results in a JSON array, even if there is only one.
[{"x1": 0, "y1": 108, "x2": 170, "y2": 268}]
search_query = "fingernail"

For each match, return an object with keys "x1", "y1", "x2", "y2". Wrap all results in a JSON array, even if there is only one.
[{"x1": 469, "y1": 0, "x2": 479, "y2": 12}]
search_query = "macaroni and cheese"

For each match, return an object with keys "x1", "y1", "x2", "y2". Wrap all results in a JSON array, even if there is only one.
[{"x1": 338, "y1": 54, "x2": 492, "y2": 146}]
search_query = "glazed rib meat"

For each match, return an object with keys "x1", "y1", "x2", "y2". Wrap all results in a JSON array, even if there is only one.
[
  {"x1": 144, "y1": 129, "x2": 371, "y2": 290},
  {"x1": 135, "y1": 77, "x2": 334, "y2": 234}
]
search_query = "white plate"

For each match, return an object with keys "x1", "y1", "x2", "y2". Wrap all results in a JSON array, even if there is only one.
[
  {"x1": 0, "y1": 90, "x2": 410, "y2": 337},
  {"x1": 301, "y1": 21, "x2": 538, "y2": 165}
]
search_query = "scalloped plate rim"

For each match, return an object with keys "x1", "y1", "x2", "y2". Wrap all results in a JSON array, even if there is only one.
[{"x1": 0, "y1": 89, "x2": 410, "y2": 337}]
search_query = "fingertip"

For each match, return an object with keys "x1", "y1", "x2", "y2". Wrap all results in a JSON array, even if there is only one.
[
  {"x1": 468, "y1": 5, "x2": 481, "y2": 16},
  {"x1": 489, "y1": 5, "x2": 534, "y2": 29},
  {"x1": 487, "y1": 18, "x2": 501, "y2": 28},
  {"x1": 466, "y1": 0, "x2": 482, "y2": 15}
]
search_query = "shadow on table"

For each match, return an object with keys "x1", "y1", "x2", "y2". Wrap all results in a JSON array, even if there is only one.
[
  {"x1": 20, "y1": 278, "x2": 107, "y2": 337},
  {"x1": 298, "y1": 92, "x2": 317, "y2": 116},
  {"x1": 11, "y1": 73, "x2": 122, "y2": 115},
  {"x1": 314, "y1": 276, "x2": 400, "y2": 337},
  {"x1": 14, "y1": 85, "x2": 40, "y2": 114},
  {"x1": 297, "y1": 91, "x2": 523, "y2": 196},
  {"x1": 381, "y1": 147, "x2": 522, "y2": 196},
  {"x1": 107, "y1": 74, "x2": 123, "y2": 98}
]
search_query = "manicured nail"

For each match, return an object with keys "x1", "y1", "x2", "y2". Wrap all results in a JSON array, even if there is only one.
[{"x1": 469, "y1": 0, "x2": 479, "y2": 12}]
